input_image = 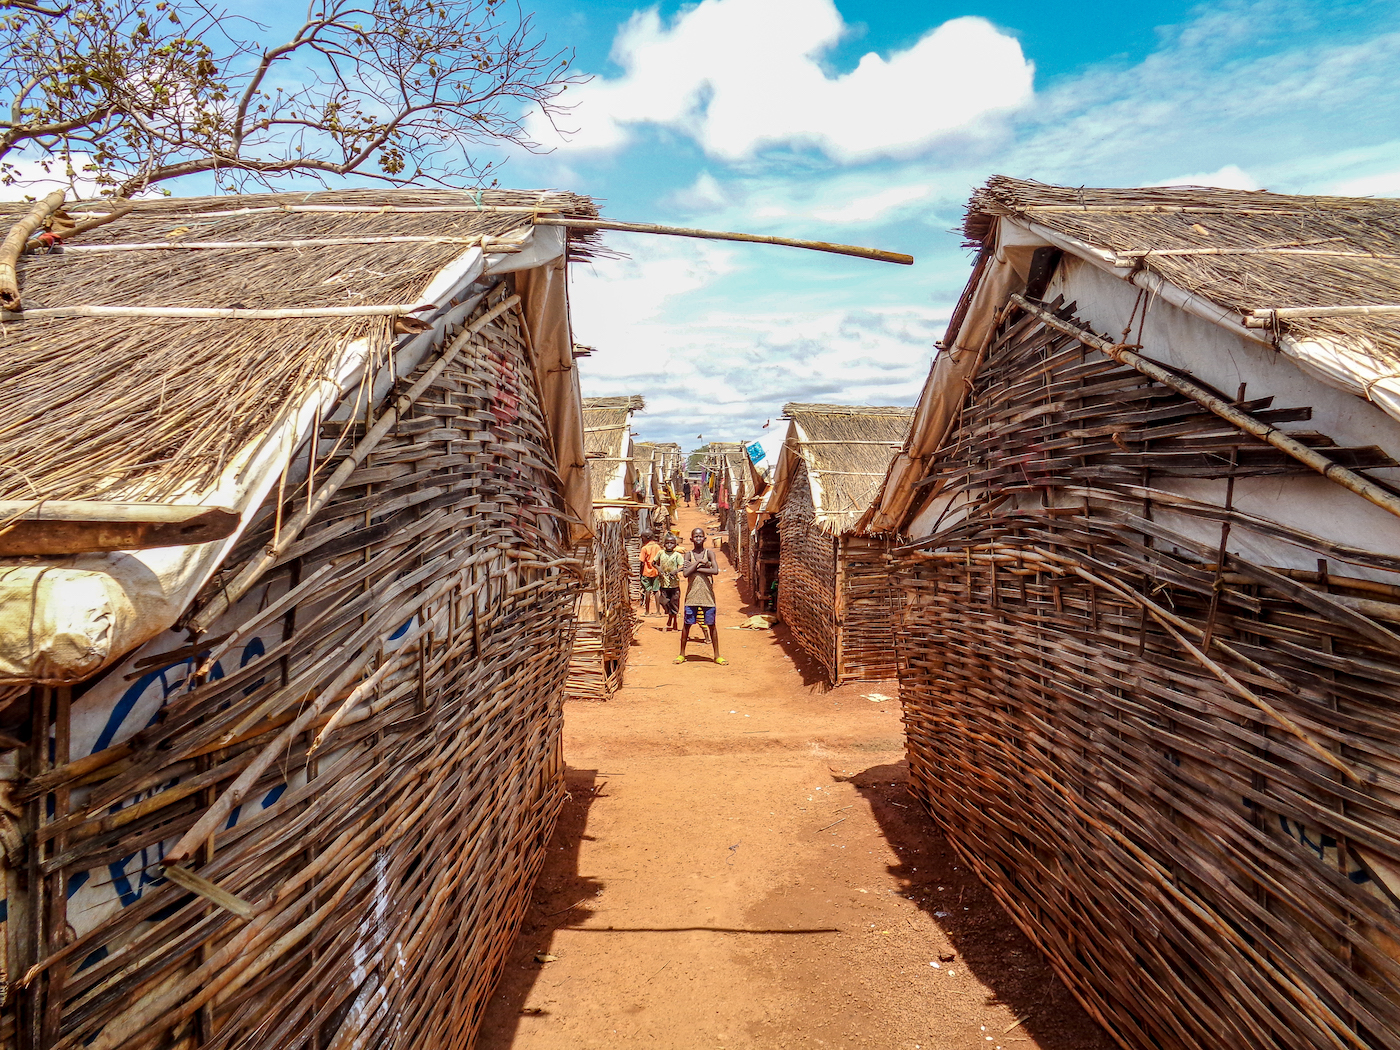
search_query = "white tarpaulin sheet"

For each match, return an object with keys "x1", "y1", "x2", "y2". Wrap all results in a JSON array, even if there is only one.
[{"x1": 1, "y1": 227, "x2": 583, "y2": 685}]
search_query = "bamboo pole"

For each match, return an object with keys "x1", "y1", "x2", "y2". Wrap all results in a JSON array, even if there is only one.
[
  {"x1": 59, "y1": 236, "x2": 523, "y2": 252},
  {"x1": 1010, "y1": 294, "x2": 1400, "y2": 523},
  {"x1": 1246, "y1": 305, "x2": 1400, "y2": 325},
  {"x1": 532, "y1": 216, "x2": 914, "y2": 265},
  {"x1": 0, "y1": 303, "x2": 429, "y2": 322},
  {"x1": 188, "y1": 292, "x2": 519, "y2": 634},
  {"x1": 24, "y1": 203, "x2": 132, "y2": 252},
  {"x1": 0, "y1": 190, "x2": 64, "y2": 309}
]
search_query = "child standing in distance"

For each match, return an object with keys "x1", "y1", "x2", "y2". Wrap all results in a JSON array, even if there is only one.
[
  {"x1": 656, "y1": 533, "x2": 684, "y2": 632},
  {"x1": 675, "y1": 527, "x2": 726, "y2": 665},
  {"x1": 638, "y1": 531, "x2": 662, "y2": 615}
]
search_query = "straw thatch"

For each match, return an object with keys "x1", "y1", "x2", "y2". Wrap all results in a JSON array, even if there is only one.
[
  {"x1": 776, "y1": 404, "x2": 911, "y2": 533},
  {"x1": 3, "y1": 281, "x2": 581, "y2": 1050},
  {"x1": 968, "y1": 176, "x2": 1400, "y2": 377},
  {"x1": 890, "y1": 178, "x2": 1400, "y2": 1050},
  {"x1": 0, "y1": 188, "x2": 599, "y2": 506},
  {"x1": 765, "y1": 404, "x2": 911, "y2": 684}
]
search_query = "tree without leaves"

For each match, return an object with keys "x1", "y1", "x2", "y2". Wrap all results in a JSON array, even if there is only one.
[{"x1": 0, "y1": 0, "x2": 580, "y2": 197}]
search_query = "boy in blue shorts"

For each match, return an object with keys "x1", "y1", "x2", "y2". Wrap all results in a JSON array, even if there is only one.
[{"x1": 675, "y1": 527, "x2": 726, "y2": 665}]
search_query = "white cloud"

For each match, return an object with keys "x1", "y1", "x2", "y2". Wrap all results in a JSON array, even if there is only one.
[
  {"x1": 812, "y1": 184, "x2": 931, "y2": 224},
  {"x1": 570, "y1": 239, "x2": 943, "y2": 447},
  {"x1": 1151, "y1": 164, "x2": 1260, "y2": 191},
  {"x1": 1326, "y1": 168, "x2": 1400, "y2": 197},
  {"x1": 533, "y1": 0, "x2": 1033, "y2": 163},
  {"x1": 0, "y1": 152, "x2": 105, "y2": 201}
]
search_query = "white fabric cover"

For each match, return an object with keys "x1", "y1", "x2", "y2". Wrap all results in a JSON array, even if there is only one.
[{"x1": 1, "y1": 229, "x2": 585, "y2": 684}]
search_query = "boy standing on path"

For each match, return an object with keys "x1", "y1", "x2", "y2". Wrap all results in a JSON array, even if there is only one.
[
  {"x1": 675, "y1": 527, "x2": 726, "y2": 665},
  {"x1": 656, "y1": 533, "x2": 684, "y2": 632},
  {"x1": 638, "y1": 531, "x2": 662, "y2": 615}
]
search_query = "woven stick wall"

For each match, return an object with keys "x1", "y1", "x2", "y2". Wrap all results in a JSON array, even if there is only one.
[
  {"x1": 4, "y1": 282, "x2": 577, "y2": 1050},
  {"x1": 777, "y1": 461, "x2": 840, "y2": 683},
  {"x1": 724, "y1": 454, "x2": 749, "y2": 575},
  {"x1": 896, "y1": 298, "x2": 1400, "y2": 1050},
  {"x1": 624, "y1": 517, "x2": 643, "y2": 608},
  {"x1": 837, "y1": 538, "x2": 902, "y2": 681},
  {"x1": 565, "y1": 520, "x2": 632, "y2": 701}
]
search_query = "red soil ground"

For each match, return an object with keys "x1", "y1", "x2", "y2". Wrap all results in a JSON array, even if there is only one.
[{"x1": 479, "y1": 505, "x2": 1114, "y2": 1050}]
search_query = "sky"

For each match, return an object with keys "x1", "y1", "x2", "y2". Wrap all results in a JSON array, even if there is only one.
[
  {"x1": 20, "y1": 0, "x2": 1400, "y2": 460},
  {"x1": 499, "y1": 0, "x2": 1400, "y2": 459}
]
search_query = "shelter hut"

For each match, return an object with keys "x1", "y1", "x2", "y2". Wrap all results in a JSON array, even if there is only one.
[
  {"x1": 702, "y1": 442, "x2": 744, "y2": 521},
  {"x1": 720, "y1": 447, "x2": 765, "y2": 576},
  {"x1": 865, "y1": 176, "x2": 1400, "y2": 1050},
  {"x1": 720, "y1": 449, "x2": 751, "y2": 561},
  {"x1": 634, "y1": 441, "x2": 680, "y2": 538},
  {"x1": 567, "y1": 395, "x2": 644, "y2": 700},
  {"x1": 761, "y1": 403, "x2": 911, "y2": 683},
  {"x1": 653, "y1": 441, "x2": 685, "y2": 486},
  {"x1": 0, "y1": 186, "x2": 597, "y2": 1050}
]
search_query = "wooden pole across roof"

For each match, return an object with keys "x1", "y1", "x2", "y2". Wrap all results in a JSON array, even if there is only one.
[{"x1": 533, "y1": 216, "x2": 913, "y2": 266}]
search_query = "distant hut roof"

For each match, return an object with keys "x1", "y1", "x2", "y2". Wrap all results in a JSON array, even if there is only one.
[
  {"x1": 582, "y1": 396, "x2": 644, "y2": 503},
  {"x1": 3, "y1": 186, "x2": 599, "y2": 505},
  {"x1": 767, "y1": 403, "x2": 912, "y2": 533}
]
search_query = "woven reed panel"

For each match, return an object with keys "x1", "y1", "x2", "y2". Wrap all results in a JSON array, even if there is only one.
[
  {"x1": 566, "y1": 523, "x2": 631, "y2": 701},
  {"x1": 7, "y1": 283, "x2": 576, "y2": 1050},
  {"x1": 624, "y1": 515, "x2": 642, "y2": 607},
  {"x1": 837, "y1": 537, "x2": 902, "y2": 681},
  {"x1": 602, "y1": 519, "x2": 635, "y2": 678},
  {"x1": 726, "y1": 490, "x2": 746, "y2": 574},
  {"x1": 777, "y1": 460, "x2": 839, "y2": 683},
  {"x1": 895, "y1": 301, "x2": 1400, "y2": 1050}
]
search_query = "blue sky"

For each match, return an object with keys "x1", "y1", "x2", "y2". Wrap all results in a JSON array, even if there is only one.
[{"x1": 485, "y1": 0, "x2": 1400, "y2": 456}]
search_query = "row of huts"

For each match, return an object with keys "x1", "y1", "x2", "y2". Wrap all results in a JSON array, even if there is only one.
[{"x1": 7, "y1": 172, "x2": 1400, "y2": 1050}]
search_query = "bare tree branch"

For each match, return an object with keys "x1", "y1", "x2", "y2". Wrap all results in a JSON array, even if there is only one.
[{"x1": 0, "y1": 0, "x2": 582, "y2": 197}]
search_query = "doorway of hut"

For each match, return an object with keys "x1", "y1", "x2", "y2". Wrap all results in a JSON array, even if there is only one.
[
  {"x1": 752, "y1": 515, "x2": 781, "y2": 612},
  {"x1": 478, "y1": 501, "x2": 1113, "y2": 1050}
]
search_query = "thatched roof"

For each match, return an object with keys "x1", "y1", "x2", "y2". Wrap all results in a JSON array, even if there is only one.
[
  {"x1": 582, "y1": 397, "x2": 641, "y2": 503},
  {"x1": 859, "y1": 177, "x2": 1400, "y2": 537},
  {"x1": 964, "y1": 176, "x2": 1400, "y2": 376},
  {"x1": 582, "y1": 395, "x2": 646, "y2": 411},
  {"x1": 768, "y1": 403, "x2": 912, "y2": 533},
  {"x1": 2, "y1": 186, "x2": 599, "y2": 504}
]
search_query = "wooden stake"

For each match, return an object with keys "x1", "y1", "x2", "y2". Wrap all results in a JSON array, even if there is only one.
[{"x1": 0, "y1": 190, "x2": 64, "y2": 310}]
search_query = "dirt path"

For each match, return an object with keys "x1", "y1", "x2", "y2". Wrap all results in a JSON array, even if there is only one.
[{"x1": 480, "y1": 506, "x2": 1113, "y2": 1050}]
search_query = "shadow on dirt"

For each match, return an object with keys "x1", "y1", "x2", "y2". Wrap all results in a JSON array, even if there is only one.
[
  {"x1": 476, "y1": 766, "x2": 605, "y2": 1048},
  {"x1": 837, "y1": 760, "x2": 1117, "y2": 1050},
  {"x1": 719, "y1": 545, "x2": 832, "y2": 691}
]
